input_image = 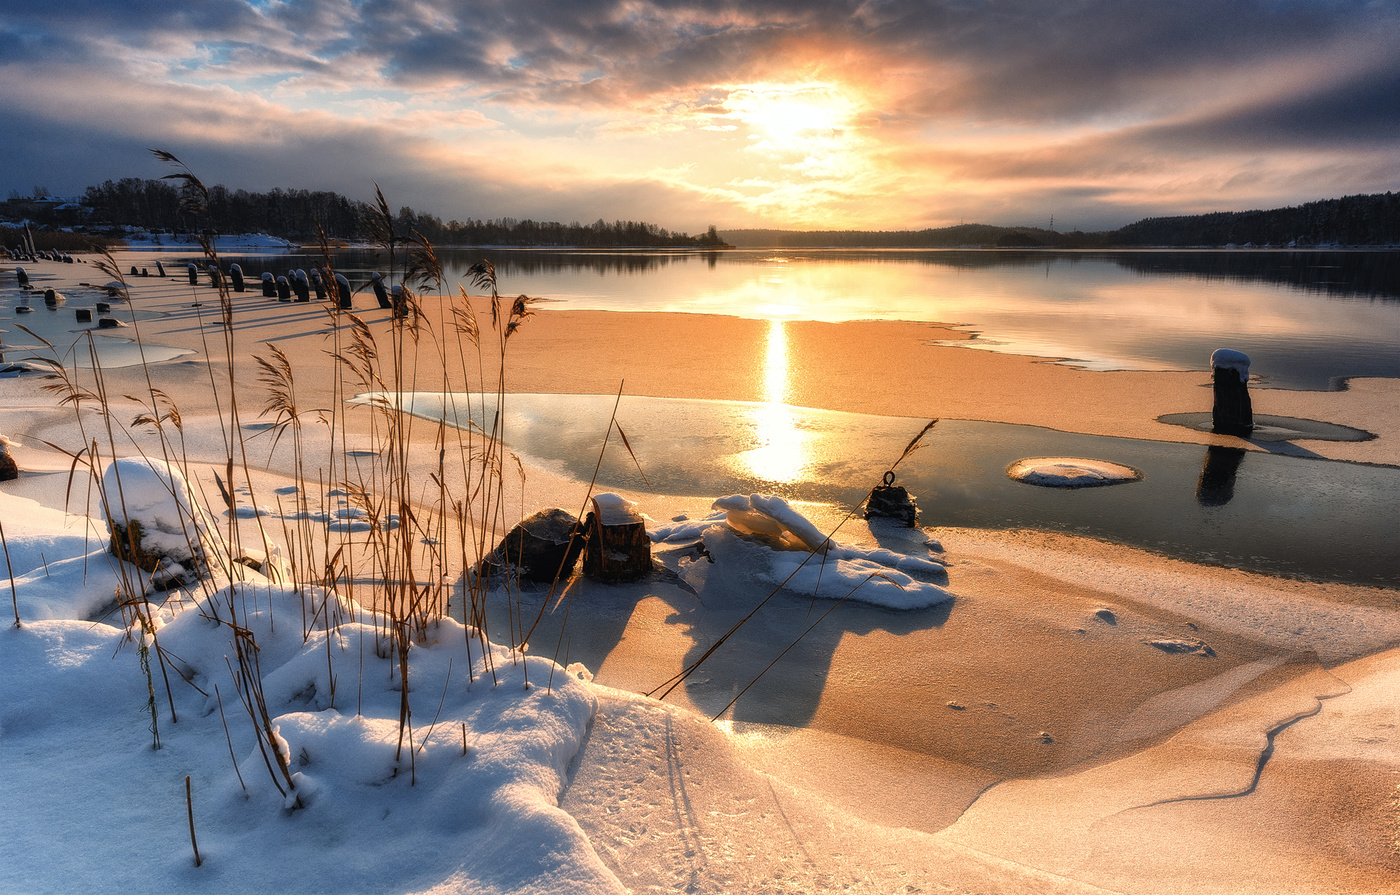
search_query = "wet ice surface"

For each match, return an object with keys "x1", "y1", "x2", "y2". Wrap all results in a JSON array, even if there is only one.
[
  {"x1": 1, "y1": 280, "x2": 193, "y2": 368},
  {"x1": 379, "y1": 392, "x2": 1400, "y2": 587}
]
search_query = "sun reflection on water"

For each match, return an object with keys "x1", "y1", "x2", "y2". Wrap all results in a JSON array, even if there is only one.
[{"x1": 735, "y1": 319, "x2": 812, "y2": 484}]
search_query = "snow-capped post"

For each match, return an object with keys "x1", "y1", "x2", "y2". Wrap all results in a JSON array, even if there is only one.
[
  {"x1": 292, "y1": 270, "x2": 310, "y2": 302},
  {"x1": 371, "y1": 272, "x2": 392, "y2": 309},
  {"x1": 1210, "y1": 348, "x2": 1253, "y2": 436},
  {"x1": 206, "y1": 264, "x2": 222, "y2": 289},
  {"x1": 275, "y1": 276, "x2": 291, "y2": 302},
  {"x1": 865, "y1": 470, "x2": 919, "y2": 527},
  {"x1": 187, "y1": 262, "x2": 198, "y2": 285},
  {"x1": 260, "y1": 271, "x2": 276, "y2": 297},
  {"x1": 155, "y1": 260, "x2": 166, "y2": 277},
  {"x1": 0, "y1": 434, "x2": 19, "y2": 481},
  {"x1": 229, "y1": 263, "x2": 245, "y2": 292},
  {"x1": 334, "y1": 273, "x2": 353, "y2": 309},
  {"x1": 14, "y1": 266, "x2": 28, "y2": 287},
  {"x1": 582, "y1": 493, "x2": 652, "y2": 582}
]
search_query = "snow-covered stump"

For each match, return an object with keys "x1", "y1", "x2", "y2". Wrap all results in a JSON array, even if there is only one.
[
  {"x1": 229, "y1": 263, "x2": 245, "y2": 292},
  {"x1": 583, "y1": 494, "x2": 651, "y2": 582},
  {"x1": 102, "y1": 457, "x2": 222, "y2": 589},
  {"x1": 1210, "y1": 348, "x2": 1253, "y2": 436},
  {"x1": 261, "y1": 272, "x2": 276, "y2": 297},
  {"x1": 187, "y1": 262, "x2": 198, "y2": 286},
  {"x1": 0, "y1": 435, "x2": 18, "y2": 481}
]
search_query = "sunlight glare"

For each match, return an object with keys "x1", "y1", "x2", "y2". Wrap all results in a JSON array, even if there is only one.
[
  {"x1": 735, "y1": 319, "x2": 811, "y2": 484},
  {"x1": 724, "y1": 83, "x2": 857, "y2": 153}
]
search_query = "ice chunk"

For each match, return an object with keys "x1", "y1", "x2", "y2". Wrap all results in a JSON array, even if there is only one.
[
  {"x1": 713, "y1": 493, "x2": 829, "y2": 552},
  {"x1": 1007, "y1": 457, "x2": 1141, "y2": 488}
]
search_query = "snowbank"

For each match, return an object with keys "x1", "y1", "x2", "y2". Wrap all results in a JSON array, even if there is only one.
[
  {"x1": 652, "y1": 494, "x2": 952, "y2": 610},
  {"x1": 0, "y1": 473, "x2": 618, "y2": 895}
]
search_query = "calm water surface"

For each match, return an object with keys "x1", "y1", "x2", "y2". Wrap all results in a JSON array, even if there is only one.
[{"x1": 375, "y1": 392, "x2": 1400, "y2": 587}]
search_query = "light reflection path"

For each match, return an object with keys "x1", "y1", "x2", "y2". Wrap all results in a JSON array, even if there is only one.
[{"x1": 737, "y1": 319, "x2": 812, "y2": 485}]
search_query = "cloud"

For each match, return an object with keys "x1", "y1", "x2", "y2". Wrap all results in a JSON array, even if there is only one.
[{"x1": 2, "y1": 0, "x2": 1399, "y2": 230}]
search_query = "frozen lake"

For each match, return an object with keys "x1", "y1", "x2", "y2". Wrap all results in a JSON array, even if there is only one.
[{"x1": 194, "y1": 247, "x2": 1400, "y2": 390}]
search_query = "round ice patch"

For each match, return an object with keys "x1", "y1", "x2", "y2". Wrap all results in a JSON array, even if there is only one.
[{"x1": 1007, "y1": 457, "x2": 1141, "y2": 488}]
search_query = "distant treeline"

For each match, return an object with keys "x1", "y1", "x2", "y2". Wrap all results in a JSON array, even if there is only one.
[
  {"x1": 4, "y1": 177, "x2": 1398, "y2": 249},
  {"x1": 726, "y1": 192, "x2": 1400, "y2": 249},
  {"x1": 2, "y1": 178, "x2": 724, "y2": 249}
]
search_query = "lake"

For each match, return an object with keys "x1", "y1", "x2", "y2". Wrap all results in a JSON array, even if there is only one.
[{"x1": 195, "y1": 247, "x2": 1400, "y2": 390}]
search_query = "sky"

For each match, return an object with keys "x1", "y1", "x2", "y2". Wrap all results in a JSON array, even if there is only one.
[{"x1": 2, "y1": 0, "x2": 1399, "y2": 234}]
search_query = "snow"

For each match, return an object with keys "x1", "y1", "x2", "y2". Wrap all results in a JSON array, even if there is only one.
[
  {"x1": 1210, "y1": 348, "x2": 1251, "y2": 379},
  {"x1": 652, "y1": 494, "x2": 952, "y2": 610},
  {"x1": 120, "y1": 232, "x2": 296, "y2": 250},
  {"x1": 102, "y1": 456, "x2": 222, "y2": 585},
  {"x1": 1006, "y1": 457, "x2": 1141, "y2": 487},
  {"x1": 0, "y1": 479, "x2": 616, "y2": 895},
  {"x1": 590, "y1": 492, "x2": 639, "y2": 525}
]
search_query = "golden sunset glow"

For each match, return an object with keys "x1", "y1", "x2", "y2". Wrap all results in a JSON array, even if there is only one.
[
  {"x1": 737, "y1": 319, "x2": 811, "y2": 484},
  {"x1": 722, "y1": 83, "x2": 858, "y2": 152},
  {"x1": 4, "y1": 2, "x2": 1397, "y2": 237}
]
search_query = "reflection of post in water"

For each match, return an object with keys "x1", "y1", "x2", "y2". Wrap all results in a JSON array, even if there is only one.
[{"x1": 1196, "y1": 445, "x2": 1247, "y2": 506}]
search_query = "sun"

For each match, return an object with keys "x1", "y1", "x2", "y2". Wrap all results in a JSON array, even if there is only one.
[{"x1": 722, "y1": 83, "x2": 857, "y2": 152}]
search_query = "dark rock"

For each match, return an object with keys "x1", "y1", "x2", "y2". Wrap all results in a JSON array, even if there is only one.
[
  {"x1": 0, "y1": 438, "x2": 18, "y2": 481},
  {"x1": 75, "y1": 308, "x2": 92, "y2": 322},
  {"x1": 478, "y1": 508, "x2": 585, "y2": 583}
]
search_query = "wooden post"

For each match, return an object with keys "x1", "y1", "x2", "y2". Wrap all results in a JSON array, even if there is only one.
[{"x1": 1210, "y1": 348, "x2": 1253, "y2": 436}]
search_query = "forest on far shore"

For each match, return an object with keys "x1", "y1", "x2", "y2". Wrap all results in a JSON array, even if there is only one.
[{"x1": 3, "y1": 179, "x2": 1399, "y2": 250}]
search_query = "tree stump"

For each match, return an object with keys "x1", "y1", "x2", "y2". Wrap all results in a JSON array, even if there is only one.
[{"x1": 582, "y1": 494, "x2": 651, "y2": 582}]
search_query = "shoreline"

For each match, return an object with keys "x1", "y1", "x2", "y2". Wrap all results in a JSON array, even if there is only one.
[
  {"x1": 6, "y1": 249, "x2": 1399, "y2": 468},
  {"x1": 4, "y1": 249, "x2": 1400, "y2": 892}
]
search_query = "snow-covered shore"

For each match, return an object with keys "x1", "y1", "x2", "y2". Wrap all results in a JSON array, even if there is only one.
[{"x1": 3, "y1": 252, "x2": 1399, "y2": 894}]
